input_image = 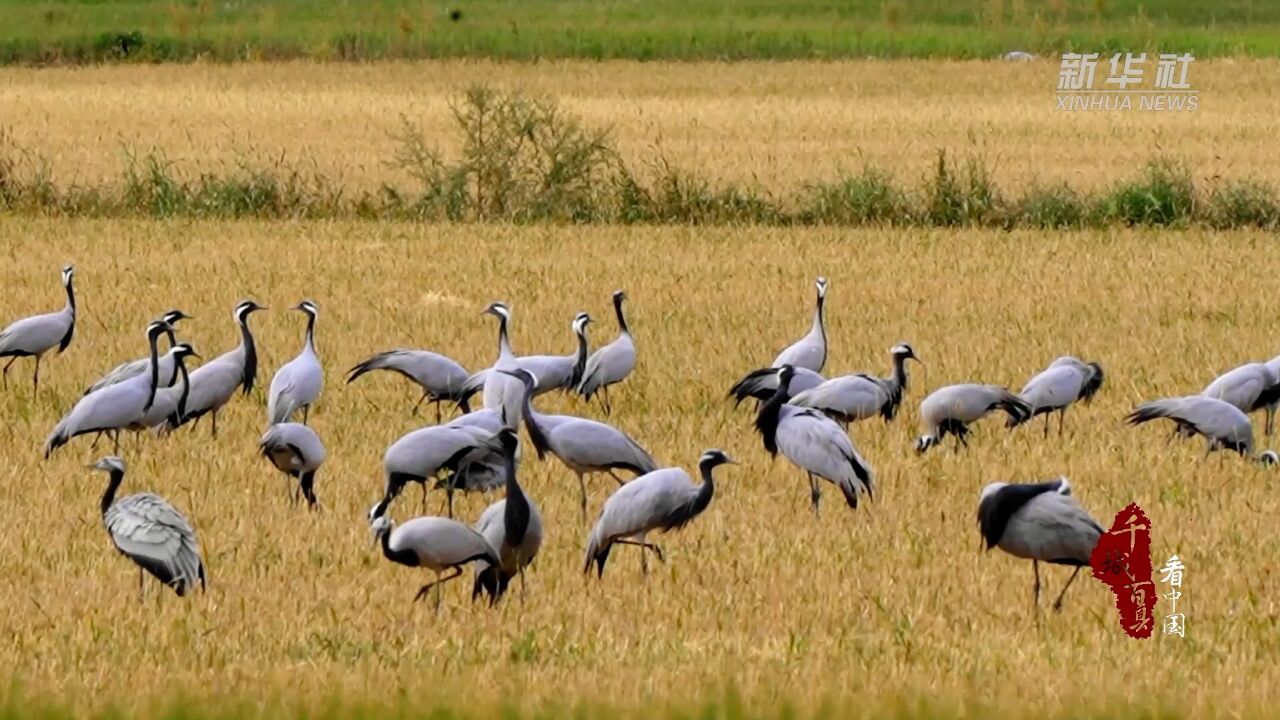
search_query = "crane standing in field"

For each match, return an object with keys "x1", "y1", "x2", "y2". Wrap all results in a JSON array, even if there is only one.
[
  {"x1": 788, "y1": 342, "x2": 920, "y2": 427},
  {"x1": 1008, "y1": 356, "x2": 1105, "y2": 437},
  {"x1": 268, "y1": 300, "x2": 323, "y2": 425},
  {"x1": 584, "y1": 449, "x2": 734, "y2": 578},
  {"x1": 729, "y1": 277, "x2": 829, "y2": 404},
  {"x1": 171, "y1": 299, "x2": 265, "y2": 437},
  {"x1": 259, "y1": 422, "x2": 327, "y2": 508},
  {"x1": 473, "y1": 427, "x2": 543, "y2": 604},
  {"x1": 89, "y1": 456, "x2": 206, "y2": 598},
  {"x1": 977, "y1": 477, "x2": 1102, "y2": 614},
  {"x1": 1200, "y1": 361, "x2": 1280, "y2": 438},
  {"x1": 0, "y1": 264, "x2": 76, "y2": 392},
  {"x1": 369, "y1": 497, "x2": 500, "y2": 609},
  {"x1": 578, "y1": 291, "x2": 635, "y2": 415}
]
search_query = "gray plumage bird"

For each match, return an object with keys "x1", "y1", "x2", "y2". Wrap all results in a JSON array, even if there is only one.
[
  {"x1": 753, "y1": 365, "x2": 874, "y2": 515},
  {"x1": 89, "y1": 456, "x2": 206, "y2": 598},
  {"x1": 382, "y1": 424, "x2": 505, "y2": 515},
  {"x1": 578, "y1": 291, "x2": 635, "y2": 415},
  {"x1": 729, "y1": 365, "x2": 825, "y2": 406},
  {"x1": 1201, "y1": 362, "x2": 1280, "y2": 437},
  {"x1": 0, "y1": 264, "x2": 75, "y2": 392},
  {"x1": 170, "y1": 299, "x2": 264, "y2": 437},
  {"x1": 977, "y1": 477, "x2": 1102, "y2": 614},
  {"x1": 584, "y1": 449, "x2": 733, "y2": 578},
  {"x1": 472, "y1": 427, "x2": 542, "y2": 604},
  {"x1": 259, "y1": 422, "x2": 327, "y2": 508},
  {"x1": 1008, "y1": 356, "x2": 1105, "y2": 436},
  {"x1": 788, "y1": 342, "x2": 920, "y2": 426},
  {"x1": 459, "y1": 311, "x2": 594, "y2": 404},
  {"x1": 267, "y1": 300, "x2": 322, "y2": 425},
  {"x1": 1125, "y1": 395, "x2": 1259, "y2": 458},
  {"x1": 129, "y1": 342, "x2": 199, "y2": 432},
  {"x1": 348, "y1": 348, "x2": 472, "y2": 421},
  {"x1": 369, "y1": 497, "x2": 500, "y2": 608},
  {"x1": 83, "y1": 309, "x2": 191, "y2": 396},
  {"x1": 45, "y1": 320, "x2": 171, "y2": 457},
  {"x1": 915, "y1": 383, "x2": 1032, "y2": 453},
  {"x1": 505, "y1": 368, "x2": 658, "y2": 521},
  {"x1": 772, "y1": 276, "x2": 828, "y2": 372},
  {"x1": 477, "y1": 301, "x2": 526, "y2": 428}
]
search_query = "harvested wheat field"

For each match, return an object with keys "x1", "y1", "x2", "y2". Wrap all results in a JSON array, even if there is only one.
[
  {"x1": 1, "y1": 219, "x2": 1278, "y2": 718},
  {"x1": 3, "y1": 59, "x2": 1278, "y2": 194}
]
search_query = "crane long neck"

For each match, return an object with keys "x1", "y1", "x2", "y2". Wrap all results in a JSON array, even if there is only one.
[
  {"x1": 519, "y1": 383, "x2": 552, "y2": 460},
  {"x1": 238, "y1": 313, "x2": 258, "y2": 395},
  {"x1": 891, "y1": 354, "x2": 908, "y2": 391},
  {"x1": 100, "y1": 469, "x2": 124, "y2": 517},
  {"x1": 497, "y1": 314, "x2": 513, "y2": 359},
  {"x1": 303, "y1": 311, "x2": 317, "y2": 353},
  {"x1": 689, "y1": 460, "x2": 718, "y2": 517},
  {"x1": 502, "y1": 447, "x2": 531, "y2": 546},
  {"x1": 174, "y1": 355, "x2": 191, "y2": 419},
  {"x1": 614, "y1": 297, "x2": 630, "y2": 335},
  {"x1": 144, "y1": 331, "x2": 161, "y2": 412},
  {"x1": 64, "y1": 277, "x2": 76, "y2": 315},
  {"x1": 755, "y1": 384, "x2": 788, "y2": 456},
  {"x1": 570, "y1": 325, "x2": 589, "y2": 388},
  {"x1": 811, "y1": 292, "x2": 825, "y2": 337}
]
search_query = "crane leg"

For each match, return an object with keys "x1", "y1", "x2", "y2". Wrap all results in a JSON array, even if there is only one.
[
  {"x1": 31, "y1": 355, "x2": 41, "y2": 393},
  {"x1": 602, "y1": 385, "x2": 612, "y2": 416},
  {"x1": 421, "y1": 483, "x2": 429, "y2": 514},
  {"x1": 302, "y1": 406, "x2": 310, "y2": 425},
  {"x1": 414, "y1": 567, "x2": 463, "y2": 607},
  {"x1": 1043, "y1": 414, "x2": 1050, "y2": 438},
  {"x1": 615, "y1": 539, "x2": 664, "y2": 563},
  {"x1": 112, "y1": 431, "x2": 120, "y2": 454},
  {"x1": 607, "y1": 470, "x2": 626, "y2": 486},
  {"x1": 1268, "y1": 407, "x2": 1276, "y2": 437},
  {"x1": 1, "y1": 356, "x2": 14, "y2": 389},
  {"x1": 138, "y1": 568, "x2": 145, "y2": 601},
  {"x1": 1058, "y1": 409, "x2": 1067, "y2": 437},
  {"x1": 410, "y1": 391, "x2": 427, "y2": 417},
  {"x1": 1032, "y1": 560, "x2": 1041, "y2": 616},
  {"x1": 1052, "y1": 566, "x2": 1083, "y2": 612},
  {"x1": 807, "y1": 473, "x2": 821, "y2": 516},
  {"x1": 577, "y1": 473, "x2": 588, "y2": 523},
  {"x1": 211, "y1": 411, "x2": 217, "y2": 439},
  {"x1": 516, "y1": 551, "x2": 527, "y2": 604}
]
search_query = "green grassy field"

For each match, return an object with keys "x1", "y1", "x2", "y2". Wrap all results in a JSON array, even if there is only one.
[{"x1": 3, "y1": 0, "x2": 1279, "y2": 64}]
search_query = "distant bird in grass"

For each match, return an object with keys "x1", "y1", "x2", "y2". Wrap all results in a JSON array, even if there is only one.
[
  {"x1": 45, "y1": 320, "x2": 171, "y2": 457},
  {"x1": 1008, "y1": 356, "x2": 1104, "y2": 437},
  {"x1": 788, "y1": 342, "x2": 920, "y2": 427},
  {"x1": 578, "y1": 291, "x2": 635, "y2": 415},
  {"x1": 1200, "y1": 361, "x2": 1280, "y2": 438},
  {"x1": 369, "y1": 497, "x2": 500, "y2": 609},
  {"x1": 977, "y1": 477, "x2": 1102, "y2": 614},
  {"x1": 584, "y1": 449, "x2": 733, "y2": 578},
  {"x1": 915, "y1": 383, "x2": 1031, "y2": 453},
  {"x1": 347, "y1": 348, "x2": 472, "y2": 421},
  {"x1": 472, "y1": 428, "x2": 542, "y2": 604},
  {"x1": 753, "y1": 365, "x2": 874, "y2": 515},
  {"x1": 1125, "y1": 395, "x2": 1263, "y2": 459},
  {"x1": 89, "y1": 456, "x2": 206, "y2": 598},
  {"x1": 0, "y1": 264, "x2": 75, "y2": 392},
  {"x1": 171, "y1": 299, "x2": 265, "y2": 437},
  {"x1": 268, "y1": 300, "x2": 322, "y2": 425},
  {"x1": 84, "y1": 308, "x2": 190, "y2": 396},
  {"x1": 259, "y1": 422, "x2": 327, "y2": 508}
]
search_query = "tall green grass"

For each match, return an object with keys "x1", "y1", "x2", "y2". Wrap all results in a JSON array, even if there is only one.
[
  {"x1": 1, "y1": 0, "x2": 1279, "y2": 64},
  {"x1": 0, "y1": 89, "x2": 1275, "y2": 231}
]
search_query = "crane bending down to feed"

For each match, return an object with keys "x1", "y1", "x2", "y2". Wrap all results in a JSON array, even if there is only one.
[
  {"x1": 259, "y1": 422, "x2": 327, "y2": 508},
  {"x1": 89, "y1": 456, "x2": 206, "y2": 598},
  {"x1": 1009, "y1": 356, "x2": 1105, "y2": 437},
  {"x1": 584, "y1": 449, "x2": 734, "y2": 578},
  {"x1": 977, "y1": 477, "x2": 1102, "y2": 615},
  {"x1": 267, "y1": 300, "x2": 322, "y2": 425}
]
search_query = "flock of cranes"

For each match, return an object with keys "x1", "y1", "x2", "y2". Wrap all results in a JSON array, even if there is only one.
[{"x1": 3, "y1": 266, "x2": 1278, "y2": 612}]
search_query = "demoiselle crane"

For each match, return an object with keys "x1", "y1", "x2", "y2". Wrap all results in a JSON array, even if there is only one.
[
  {"x1": 267, "y1": 299, "x2": 322, "y2": 425},
  {"x1": 476, "y1": 301, "x2": 526, "y2": 427},
  {"x1": 788, "y1": 342, "x2": 920, "y2": 426},
  {"x1": 584, "y1": 449, "x2": 734, "y2": 578},
  {"x1": 83, "y1": 308, "x2": 191, "y2": 395},
  {"x1": 369, "y1": 498, "x2": 500, "y2": 609},
  {"x1": 0, "y1": 264, "x2": 75, "y2": 392},
  {"x1": 772, "y1": 276, "x2": 828, "y2": 371},
  {"x1": 1201, "y1": 362, "x2": 1280, "y2": 437},
  {"x1": 259, "y1": 422, "x2": 327, "y2": 508},
  {"x1": 45, "y1": 320, "x2": 171, "y2": 457},
  {"x1": 170, "y1": 299, "x2": 265, "y2": 437},
  {"x1": 753, "y1": 365, "x2": 874, "y2": 515},
  {"x1": 89, "y1": 456, "x2": 206, "y2": 598},
  {"x1": 129, "y1": 342, "x2": 199, "y2": 432},
  {"x1": 977, "y1": 477, "x2": 1102, "y2": 614},
  {"x1": 1009, "y1": 356, "x2": 1105, "y2": 436},
  {"x1": 729, "y1": 365, "x2": 825, "y2": 406},
  {"x1": 382, "y1": 424, "x2": 505, "y2": 515},
  {"x1": 1125, "y1": 395, "x2": 1265, "y2": 458},
  {"x1": 915, "y1": 383, "x2": 1031, "y2": 453},
  {"x1": 504, "y1": 368, "x2": 658, "y2": 521},
  {"x1": 472, "y1": 427, "x2": 542, "y2": 604},
  {"x1": 347, "y1": 348, "x2": 472, "y2": 420},
  {"x1": 578, "y1": 291, "x2": 635, "y2": 415}
]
